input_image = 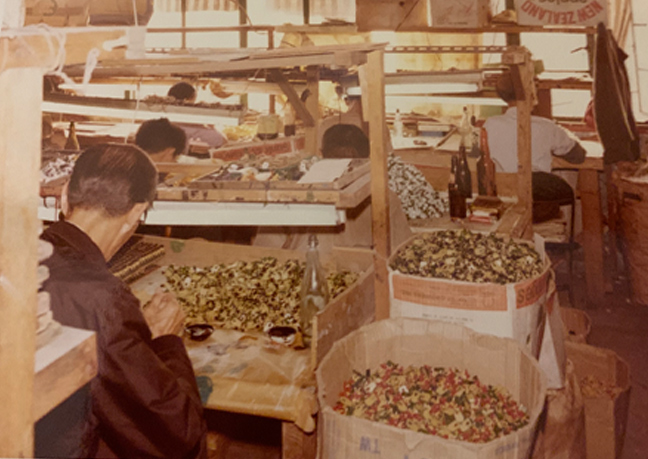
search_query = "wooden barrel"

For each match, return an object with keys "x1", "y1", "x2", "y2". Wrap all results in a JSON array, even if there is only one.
[{"x1": 88, "y1": 0, "x2": 153, "y2": 26}]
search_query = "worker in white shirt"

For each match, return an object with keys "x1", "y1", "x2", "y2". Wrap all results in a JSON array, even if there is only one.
[{"x1": 483, "y1": 71, "x2": 586, "y2": 222}]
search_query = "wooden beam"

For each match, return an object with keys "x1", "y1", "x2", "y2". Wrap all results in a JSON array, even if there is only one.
[
  {"x1": 269, "y1": 69, "x2": 314, "y2": 127},
  {"x1": 0, "y1": 27, "x2": 133, "y2": 71},
  {"x1": 0, "y1": 66, "x2": 42, "y2": 458},
  {"x1": 579, "y1": 168, "x2": 605, "y2": 307},
  {"x1": 304, "y1": 66, "x2": 320, "y2": 155},
  {"x1": 360, "y1": 49, "x2": 391, "y2": 321}
]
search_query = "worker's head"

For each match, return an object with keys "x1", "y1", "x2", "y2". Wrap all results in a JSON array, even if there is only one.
[
  {"x1": 135, "y1": 118, "x2": 187, "y2": 162},
  {"x1": 168, "y1": 81, "x2": 197, "y2": 103},
  {"x1": 63, "y1": 143, "x2": 157, "y2": 259},
  {"x1": 321, "y1": 124, "x2": 369, "y2": 159},
  {"x1": 495, "y1": 71, "x2": 518, "y2": 105}
]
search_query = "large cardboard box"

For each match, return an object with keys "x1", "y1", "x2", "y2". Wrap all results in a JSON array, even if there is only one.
[
  {"x1": 429, "y1": 0, "x2": 490, "y2": 28},
  {"x1": 317, "y1": 318, "x2": 548, "y2": 459},
  {"x1": 389, "y1": 233, "x2": 551, "y2": 357},
  {"x1": 564, "y1": 342, "x2": 631, "y2": 459},
  {"x1": 25, "y1": 0, "x2": 90, "y2": 27}
]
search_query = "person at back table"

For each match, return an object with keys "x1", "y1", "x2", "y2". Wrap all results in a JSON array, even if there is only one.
[
  {"x1": 135, "y1": 117, "x2": 188, "y2": 163},
  {"x1": 484, "y1": 71, "x2": 586, "y2": 222},
  {"x1": 167, "y1": 81, "x2": 227, "y2": 149},
  {"x1": 36, "y1": 143, "x2": 207, "y2": 459}
]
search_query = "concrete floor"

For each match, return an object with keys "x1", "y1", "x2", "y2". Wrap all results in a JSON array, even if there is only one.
[{"x1": 558, "y1": 247, "x2": 648, "y2": 459}]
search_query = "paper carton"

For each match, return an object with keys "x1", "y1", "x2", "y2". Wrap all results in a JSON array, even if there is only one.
[
  {"x1": 564, "y1": 342, "x2": 631, "y2": 459},
  {"x1": 317, "y1": 318, "x2": 548, "y2": 459},
  {"x1": 389, "y1": 233, "x2": 551, "y2": 357}
]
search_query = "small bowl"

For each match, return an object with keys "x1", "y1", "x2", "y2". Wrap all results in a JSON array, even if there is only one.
[
  {"x1": 185, "y1": 324, "x2": 215, "y2": 342},
  {"x1": 267, "y1": 326, "x2": 297, "y2": 346}
]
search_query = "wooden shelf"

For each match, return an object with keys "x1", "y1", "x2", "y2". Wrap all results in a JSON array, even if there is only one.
[
  {"x1": 34, "y1": 326, "x2": 97, "y2": 421},
  {"x1": 360, "y1": 24, "x2": 596, "y2": 34},
  {"x1": 43, "y1": 93, "x2": 245, "y2": 124}
]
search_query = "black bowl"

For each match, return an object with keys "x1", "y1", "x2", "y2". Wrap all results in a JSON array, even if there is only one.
[{"x1": 185, "y1": 324, "x2": 215, "y2": 342}]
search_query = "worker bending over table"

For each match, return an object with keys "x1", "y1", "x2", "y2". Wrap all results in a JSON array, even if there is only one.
[
  {"x1": 167, "y1": 81, "x2": 228, "y2": 149},
  {"x1": 254, "y1": 124, "x2": 412, "y2": 251},
  {"x1": 484, "y1": 71, "x2": 586, "y2": 222},
  {"x1": 36, "y1": 144, "x2": 207, "y2": 459},
  {"x1": 135, "y1": 117, "x2": 188, "y2": 163}
]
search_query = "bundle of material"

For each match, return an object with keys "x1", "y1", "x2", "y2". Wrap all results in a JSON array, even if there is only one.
[{"x1": 388, "y1": 155, "x2": 447, "y2": 220}]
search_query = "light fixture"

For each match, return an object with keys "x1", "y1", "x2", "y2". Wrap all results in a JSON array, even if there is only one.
[{"x1": 344, "y1": 71, "x2": 484, "y2": 97}]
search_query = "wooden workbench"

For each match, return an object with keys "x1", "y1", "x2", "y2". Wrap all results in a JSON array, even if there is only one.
[{"x1": 129, "y1": 236, "x2": 375, "y2": 459}]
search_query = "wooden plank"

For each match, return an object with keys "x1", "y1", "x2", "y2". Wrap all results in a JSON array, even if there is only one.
[
  {"x1": 0, "y1": 67, "x2": 42, "y2": 458},
  {"x1": 0, "y1": 27, "x2": 131, "y2": 71},
  {"x1": 579, "y1": 168, "x2": 605, "y2": 307},
  {"x1": 304, "y1": 66, "x2": 320, "y2": 155},
  {"x1": 281, "y1": 422, "x2": 316, "y2": 459},
  {"x1": 336, "y1": 169, "x2": 372, "y2": 209},
  {"x1": 360, "y1": 49, "x2": 391, "y2": 321},
  {"x1": 34, "y1": 327, "x2": 97, "y2": 421},
  {"x1": 269, "y1": 69, "x2": 315, "y2": 127}
]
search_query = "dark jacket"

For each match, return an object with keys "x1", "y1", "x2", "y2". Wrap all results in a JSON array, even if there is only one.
[
  {"x1": 37, "y1": 221, "x2": 207, "y2": 459},
  {"x1": 594, "y1": 22, "x2": 640, "y2": 165}
]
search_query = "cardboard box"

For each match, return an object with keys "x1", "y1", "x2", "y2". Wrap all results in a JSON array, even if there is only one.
[
  {"x1": 25, "y1": 0, "x2": 90, "y2": 27},
  {"x1": 538, "y1": 274, "x2": 567, "y2": 389},
  {"x1": 317, "y1": 318, "x2": 548, "y2": 458},
  {"x1": 389, "y1": 233, "x2": 551, "y2": 357},
  {"x1": 560, "y1": 307, "x2": 592, "y2": 344},
  {"x1": 564, "y1": 342, "x2": 631, "y2": 459},
  {"x1": 429, "y1": 0, "x2": 490, "y2": 28}
]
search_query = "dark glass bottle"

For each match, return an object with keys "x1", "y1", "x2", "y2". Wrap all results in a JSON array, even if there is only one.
[
  {"x1": 449, "y1": 156, "x2": 466, "y2": 220},
  {"x1": 299, "y1": 235, "x2": 329, "y2": 346},
  {"x1": 64, "y1": 121, "x2": 80, "y2": 151},
  {"x1": 456, "y1": 145, "x2": 472, "y2": 198},
  {"x1": 476, "y1": 128, "x2": 498, "y2": 197}
]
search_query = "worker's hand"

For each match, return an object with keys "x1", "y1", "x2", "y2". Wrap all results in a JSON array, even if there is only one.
[{"x1": 143, "y1": 291, "x2": 186, "y2": 339}]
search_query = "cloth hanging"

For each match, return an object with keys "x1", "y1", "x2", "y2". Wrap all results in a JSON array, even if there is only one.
[{"x1": 593, "y1": 22, "x2": 640, "y2": 165}]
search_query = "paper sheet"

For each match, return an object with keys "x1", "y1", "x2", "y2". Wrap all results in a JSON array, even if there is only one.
[{"x1": 298, "y1": 159, "x2": 351, "y2": 184}]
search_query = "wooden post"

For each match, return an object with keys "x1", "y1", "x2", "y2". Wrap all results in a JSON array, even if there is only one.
[
  {"x1": 580, "y1": 168, "x2": 605, "y2": 307},
  {"x1": 304, "y1": 66, "x2": 320, "y2": 155},
  {"x1": 506, "y1": 48, "x2": 535, "y2": 240},
  {"x1": 359, "y1": 49, "x2": 391, "y2": 321},
  {"x1": 0, "y1": 67, "x2": 42, "y2": 458}
]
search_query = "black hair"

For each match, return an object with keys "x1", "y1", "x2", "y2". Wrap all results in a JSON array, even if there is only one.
[
  {"x1": 167, "y1": 82, "x2": 197, "y2": 102},
  {"x1": 67, "y1": 143, "x2": 157, "y2": 217},
  {"x1": 135, "y1": 118, "x2": 187, "y2": 158},
  {"x1": 321, "y1": 124, "x2": 369, "y2": 159},
  {"x1": 495, "y1": 71, "x2": 517, "y2": 104}
]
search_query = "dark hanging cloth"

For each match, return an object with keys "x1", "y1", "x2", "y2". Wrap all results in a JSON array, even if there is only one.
[{"x1": 593, "y1": 22, "x2": 640, "y2": 165}]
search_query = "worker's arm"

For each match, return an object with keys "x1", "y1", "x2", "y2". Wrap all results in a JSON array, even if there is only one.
[{"x1": 560, "y1": 141, "x2": 586, "y2": 165}]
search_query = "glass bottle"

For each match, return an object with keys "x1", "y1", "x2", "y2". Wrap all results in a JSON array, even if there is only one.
[
  {"x1": 64, "y1": 121, "x2": 80, "y2": 151},
  {"x1": 299, "y1": 234, "x2": 329, "y2": 345},
  {"x1": 456, "y1": 144, "x2": 472, "y2": 198},
  {"x1": 476, "y1": 128, "x2": 498, "y2": 197},
  {"x1": 449, "y1": 156, "x2": 466, "y2": 221},
  {"x1": 394, "y1": 109, "x2": 404, "y2": 139}
]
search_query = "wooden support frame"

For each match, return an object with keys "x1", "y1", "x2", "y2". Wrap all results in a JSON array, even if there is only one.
[
  {"x1": 269, "y1": 69, "x2": 315, "y2": 127},
  {"x1": 359, "y1": 49, "x2": 391, "y2": 321},
  {"x1": 0, "y1": 66, "x2": 42, "y2": 458},
  {"x1": 304, "y1": 66, "x2": 320, "y2": 155}
]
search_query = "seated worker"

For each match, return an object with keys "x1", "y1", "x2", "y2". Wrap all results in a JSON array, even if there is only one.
[
  {"x1": 135, "y1": 117, "x2": 188, "y2": 163},
  {"x1": 253, "y1": 124, "x2": 412, "y2": 252},
  {"x1": 36, "y1": 143, "x2": 207, "y2": 459},
  {"x1": 483, "y1": 71, "x2": 586, "y2": 222},
  {"x1": 167, "y1": 81, "x2": 227, "y2": 149}
]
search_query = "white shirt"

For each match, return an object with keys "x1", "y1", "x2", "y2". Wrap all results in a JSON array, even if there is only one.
[{"x1": 483, "y1": 107, "x2": 579, "y2": 173}]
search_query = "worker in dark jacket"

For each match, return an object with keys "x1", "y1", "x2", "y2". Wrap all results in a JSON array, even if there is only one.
[{"x1": 36, "y1": 143, "x2": 207, "y2": 459}]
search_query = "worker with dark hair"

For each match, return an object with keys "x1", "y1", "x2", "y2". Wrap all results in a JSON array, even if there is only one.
[
  {"x1": 36, "y1": 143, "x2": 207, "y2": 459},
  {"x1": 166, "y1": 82, "x2": 228, "y2": 149},
  {"x1": 135, "y1": 117, "x2": 188, "y2": 162},
  {"x1": 484, "y1": 71, "x2": 586, "y2": 222},
  {"x1": 168, "y1": 81, "x2": 198, "y2": 103},
  {"x1": 321, "y1": 124, "x2": 370, "y2": 159},
  {"x1": 254, "y1": 125, "x2": 411, "y2": 251}
]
